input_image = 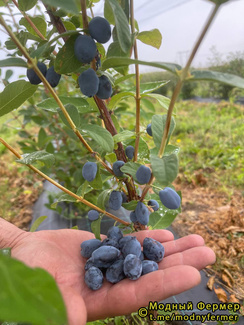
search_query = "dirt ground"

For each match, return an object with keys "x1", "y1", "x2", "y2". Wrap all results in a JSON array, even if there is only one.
[{"x1": 173, "y1": 171, "x2": 244, "y2": 312}]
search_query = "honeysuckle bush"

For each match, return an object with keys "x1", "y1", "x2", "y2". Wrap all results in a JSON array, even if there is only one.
[{"x1": 0, "y1": 0, "x2": 244, "y2": 324}]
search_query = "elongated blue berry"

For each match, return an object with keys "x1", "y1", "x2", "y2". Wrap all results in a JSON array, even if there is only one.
[
  {"x1": 46, "y1": 66, "x2": 61, "y2": 88},
  {"x1": 96, "y1": 75, "x2": 112, "y2": 99},
  {"x1": 106, "y1": 259, "x2": 125, "y2": 284},
  {"x1": 108, "y1": 191, "x2": 123, "y2": 210},
  {"x1": 135, "y1": 201, "x2": 149, "y2": 225},
  {"x1": 27, "y1": 61, "x2": 47, "y2": 85},
  {"x1": 74, "y1": 34, "x2": 97, "y2": 63},
  {"x1": 136, "y1": 165, "x2": 151, "y2": 184},
  {"x1": 78, "y1": 68, "x2": 99, "y2": 97},
  {"x1": 88, "y1": 210, "x2": 99, "y2": 221},
  {"x1": 146, "y1": 123, "x2": 152, "y2": 136},
  {"x1": 82, "y1": 161, "x2": 97, "y2": 182},
  {"x1": 123, "y1": 254, "x2": 142, "y2": 280},
  {"x1": 88, "y1": 17, "x2": 111, "y2": 44},
  {"x1": 85, "y1": 266, "x2": 103, "y2": 290},
  {"x1": 92, "y1": 246, "x2": 121, "y2": 268},
  {"x1": 159, "y1": 187, "x2": 181, "y2": 209},
  {"x1": 125, "y1": 146, "x2": 134, "y2": 160},
  {"x1": 112, "y1": 161, "x2": 125, "y2": 177},
  {"x1": 143, "y1": 237, "x2": 165, "y2": 263},
  {"x1": 80, "y1": 239, "x2": 102, "y2": 258}
]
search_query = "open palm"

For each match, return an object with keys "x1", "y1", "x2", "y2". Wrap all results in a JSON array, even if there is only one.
[{"x1": 11, "y1": 228, "x2": 215, "y2": 325}]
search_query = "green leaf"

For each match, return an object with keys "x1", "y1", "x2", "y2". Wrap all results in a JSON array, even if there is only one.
[
  {"x1": 0, "y1": 254, "x2": 67, "y2": 324},
  {"x1": 164, "y1": 145, "x2": 180, "y2": 156},
  {"x1": 190, "y1": 70, "x2": 244, "y2": 89},
  {"x1": 149, "y1": 210, "x2": 178, "y2": 229},
  {"x1": 80, "y1": 125, "x2": 114, "y2": 153},
  {"x1": 148, "y1": 191, "x2": 181, "y2": 229},
  {"x1": 16, "y1": 151, "x2": 55, "y2": 168},
  {"x1": 137, "y1": 29, "x2": 162, "y2": 49},
  {"x1": 106, "y1": 0, "x2": 131, "y2": 53},
  {"x1": 0, "y1": 58, "x2": 27, "y2": 68},
  {"x1": 120, "y1": 162, "x2": 141, "y2": 179},
  {"x1": 152, "y1": 114, "x2": 175, "y2": 150},
  {"x1": 135, "y1": 81, "x2": 169, "y2": 95},
  {"x1": 142, "y1": 93, "x2": 170, "y2": 110},
  {"x1": 91, "y1": 218, "x2": 101, "y2": 240},
  {"x1": 151, "y1": 144, "x2": 180, "y2": 157},
  {"x1": 51, "y1": 193, "x2": 77, "y2": 208},
  {"x1": 97, "y1": 189, "x2": 110, "y2": 209},
  {"x1": 0, "y1": 81, "x2": 37, "y2": 117},
  {"x1": 0, "y1": 248, "x2": 11, "y2": 256},
  {"x1": 29, "y1": 216, "x2": 48, "y2": 232},
  {"x1": 107, "y1": 41, "x2": 130, "y2": 58},
  {"x1": 58, "y1": 104, "x2": 80, "y2": 128},
  {"x1": 104, "y1": 0, "x2": 115, "y2": 25},
  {"x1": 18, "y1": 0, "x2": 37, "y2": 11},
  {"x1": 122, "y1": 200, "x2": 138, "y2": 211},
  {"x1": 20, "y1": 16, "x2": 47, "y2": 38},
  {"x1": 150, "y1": 153, "x2": 179, "y2": 186},
  {"x1": 108, "y1": 91, "x2": 134, "y2": 109},
  {"x1": 37, "y1": 96, "x2": 89, "y2": 111},
  {"x1": 42, "y1": 0, "x2": 79, "y2": 14},
  {"x1": 38, "y1": 128, "x2": 47, "y2": 148},
  {"x1": 55, "y1": 35, "x2": 82, "y2": 74},
  {"x1": 102, "y1": 58, "x2": 181, "y2": 74},
  {"x1": 105, "y1": 152, "x2": 117, "y2": 164},
  {"x1": 113, "y1": 130, "x2": 135, "y2": 143}
]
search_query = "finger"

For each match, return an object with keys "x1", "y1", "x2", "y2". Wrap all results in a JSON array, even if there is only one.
[
  {"x1": 133, "y1": 229, "x2": 174, "y2": 245},
  {"x1": 59, "y1": 285, "x2": 87, "y2": 325},
  {"x1": 87, "y1": 265, "x2": 201, "y2": 321},
  {"x1": 163, "y1": 234, "x2": 205, "y2": 256},
  {"x1": 160, "y1": 246, "x2": 216, "y2": 270}
]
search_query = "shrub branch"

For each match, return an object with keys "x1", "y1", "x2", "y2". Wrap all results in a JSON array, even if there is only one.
[{"x1": 130, "y1": 0, "x2": 141, "y2": 162}]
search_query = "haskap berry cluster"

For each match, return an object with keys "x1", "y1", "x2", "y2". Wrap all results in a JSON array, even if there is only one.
[
  {"x1": 82, "y1": 157, "x2": 181, "y2": 225},
  {"x1": 74, "y1": 16, "x2": 112, "y2": 99},
  {"x1": 80, "y1": 226, "x2": 165, "y2": 290},
  {"x1": 27, "y1": 61, "x2": 61, "y2": 87}
]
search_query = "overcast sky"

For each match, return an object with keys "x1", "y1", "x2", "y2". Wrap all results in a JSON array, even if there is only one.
[{"x1": 0, "y1": 0, "x2": 243, "y2": 80}]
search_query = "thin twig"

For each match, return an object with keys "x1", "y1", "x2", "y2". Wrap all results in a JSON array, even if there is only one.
[
  {"x1": 158, "y1": 4, "x2": 220, "y2": 158},
  {"x1": 130, "y1": 0, "x2": 141, "y2": 162},
  {"x1": 11, "y1": 0, "x2": 46, "y2": 40}
]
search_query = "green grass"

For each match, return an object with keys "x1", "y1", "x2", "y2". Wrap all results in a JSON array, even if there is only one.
[{"x1": 169, "y1": 100, "x2": 244, "y2": 189}]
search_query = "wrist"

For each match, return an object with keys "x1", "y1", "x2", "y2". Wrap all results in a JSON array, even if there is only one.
[{"x1": 0, "y1": 218, "x2": 26, "y2": 249}]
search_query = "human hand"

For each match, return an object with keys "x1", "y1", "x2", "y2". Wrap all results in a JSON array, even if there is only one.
[{"x1": 6, "y1": 224, "x2": 215, "y2": 324}]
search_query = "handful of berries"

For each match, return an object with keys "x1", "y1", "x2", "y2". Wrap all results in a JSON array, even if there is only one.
[{"x1": 80, "y1": 226, "x2": 165, "y2": 290}]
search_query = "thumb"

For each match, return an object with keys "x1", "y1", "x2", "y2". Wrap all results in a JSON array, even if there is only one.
[{"x1": 59, "y1": 285, "x2": 87, "y2": 325}]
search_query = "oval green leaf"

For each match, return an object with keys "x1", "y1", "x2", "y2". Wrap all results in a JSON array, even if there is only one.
[{"x1": 0, "y1": 80, "x2": 38, "y2": 117}]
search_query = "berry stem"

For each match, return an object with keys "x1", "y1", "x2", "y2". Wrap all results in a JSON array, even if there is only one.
[
  {"x1": 130, "y1": 0, "x2": 141, "y2": 162},
  {"x1": 158, "y1": 3, "x2": 220, "y2": 158},
  {"x1": 0, "y1": 138, "x2": 130, "y2": 226}
]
